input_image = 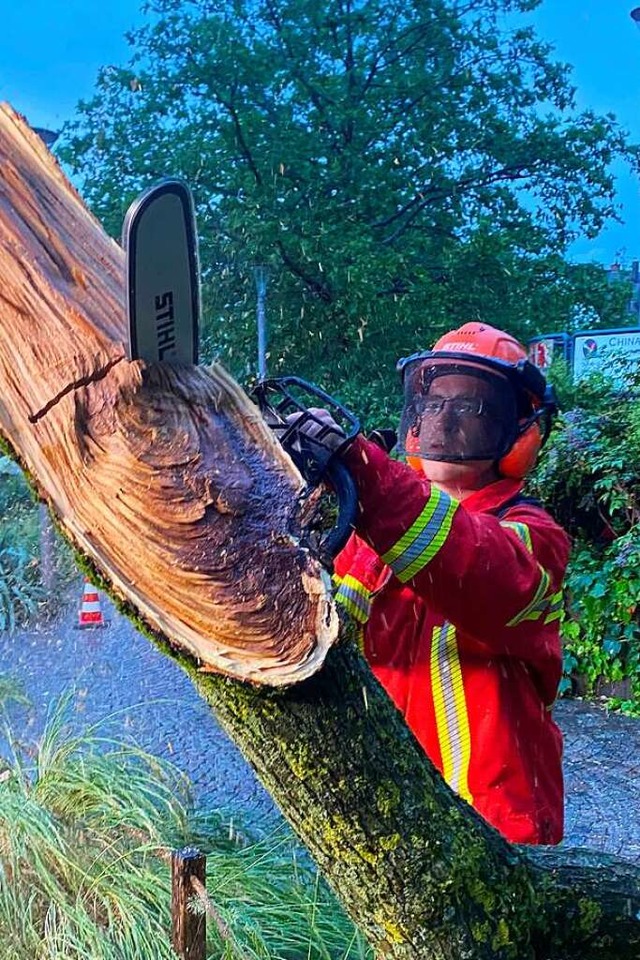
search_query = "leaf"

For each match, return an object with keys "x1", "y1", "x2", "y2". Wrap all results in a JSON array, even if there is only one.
[
  {"x1": 603, "y1": 638, "x2": 622, "y2": 657},
  {"x1": 590, "y1": 581, "x2": 607, "y2": 599}
]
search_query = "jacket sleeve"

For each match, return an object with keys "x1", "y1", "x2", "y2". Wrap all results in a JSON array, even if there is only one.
[
  {"x1": 342, "y1": 437, "x2": 570, "y2": 661},
  {"x1": 333, "y1": 533, "x2": 360, "y2": 580}
]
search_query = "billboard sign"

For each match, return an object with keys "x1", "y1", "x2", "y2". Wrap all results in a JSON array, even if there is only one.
[{"x1": 573, "y1": 328, "x2": 640, "y2": 386}]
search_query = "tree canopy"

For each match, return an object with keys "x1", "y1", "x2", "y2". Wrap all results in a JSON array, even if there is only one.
[{"x1": 60, "y1": 0, "x2": 638, "y2": 423}]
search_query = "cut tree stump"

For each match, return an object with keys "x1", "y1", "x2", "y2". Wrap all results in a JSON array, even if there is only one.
[{"x1": 0, "y1": 102, "x2": 337, "y2": 685}]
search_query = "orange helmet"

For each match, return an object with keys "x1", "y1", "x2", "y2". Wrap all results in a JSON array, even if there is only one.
[
  {"x1": 397, "y1": 322, "x2": 554, "y2": 478},
  {"x1": 430, "y1": 323, "x2": 532, "y2": 366}
]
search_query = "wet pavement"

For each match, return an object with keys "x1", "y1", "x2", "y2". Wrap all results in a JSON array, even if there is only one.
[
  {"x1": 558, "y1": 697, "x2": 640, "y2": 861},
  {"x1": 1, "y1": 581, "x2": 638, "y2": 861},
  {"x1": 1, "y1": 587, "x2": 278, "y2": 834}
]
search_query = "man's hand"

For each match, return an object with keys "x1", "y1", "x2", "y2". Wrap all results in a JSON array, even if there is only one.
[{"x1": 285, "y1": 407, "x2": 346, "y2": 453}]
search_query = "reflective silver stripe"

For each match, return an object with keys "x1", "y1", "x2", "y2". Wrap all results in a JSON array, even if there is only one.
[
  {"x1": 430, "y1": 623, "x2": 472, "y2": 803},
  {"x1": 382, "y1": 489, "x2": 457, "y2": 583},
  {"x1": 334, "y1": 575, "x2": 372, "y2": 624}
]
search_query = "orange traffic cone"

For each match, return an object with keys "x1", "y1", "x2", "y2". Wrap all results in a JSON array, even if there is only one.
[{"x1": 75, "y1": 577, "x2": 108, "y2": 629}]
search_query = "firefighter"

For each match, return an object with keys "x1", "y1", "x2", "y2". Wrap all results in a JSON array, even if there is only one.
[{"x1": 306, "y1": 322, "x2": 570, "y2": 844}]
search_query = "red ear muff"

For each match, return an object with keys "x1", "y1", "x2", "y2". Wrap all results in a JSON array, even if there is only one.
[
  {"x1": 404, "y1": 430, "x2": 424, "y2": 473},
  {"x1": 498, "y1": 421, "x2": 542, "y2": 479}
]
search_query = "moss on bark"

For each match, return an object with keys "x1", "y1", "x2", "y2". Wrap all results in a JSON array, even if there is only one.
[{"x1": 154, "y1": 632, "x2": 638, "y2": 960}]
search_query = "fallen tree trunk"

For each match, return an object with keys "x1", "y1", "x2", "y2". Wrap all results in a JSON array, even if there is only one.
[
  {"x1": 182, "y1": 642, "x2": 640, "y2": 960},
  {"x1": 0, "y1": 103, "x2": 638, "y2": 960},
  {"x1": 0, "y1": 103, "x2": 337, "y2": 685}
]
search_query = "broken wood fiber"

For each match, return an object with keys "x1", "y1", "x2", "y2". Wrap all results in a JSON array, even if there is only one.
[{"x1": 0, "y1": 103, "x2": 338, "y2": 685}]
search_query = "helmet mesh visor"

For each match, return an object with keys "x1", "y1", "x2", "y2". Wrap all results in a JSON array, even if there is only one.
[{"x1": 398, "y1": 360, "x2": 518, "y2": 462}]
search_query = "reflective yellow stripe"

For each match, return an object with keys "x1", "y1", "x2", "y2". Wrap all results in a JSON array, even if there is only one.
[
  {"x1": 430, "y1": 623, "x2": 473, "y2": 804},
  {"x1": 334, "y1": 574, "x2": 373, "y2": 624},
  {"x1": 501, "y1": 523, "x2": 559, "y2": 626},
  {"x1": 507, "y1": 565, "x2": 552, "y2": 627},
  {"x1": 382, "y1": 490, "x2": 457, "y2": 583},
  {"x1": 500, "y1": 520, "x2": 533, "y2": 553},
  {"x1": 544, "y1": 589, "x2": 564, "y2": 624},
  {"x1": 382, "y1": 493, "x2": 442, "y2": 565}
]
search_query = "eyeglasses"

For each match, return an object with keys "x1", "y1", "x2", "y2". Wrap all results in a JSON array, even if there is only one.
[{"x1": 414, "y1": 396, "x2": 487, "y2": 418}]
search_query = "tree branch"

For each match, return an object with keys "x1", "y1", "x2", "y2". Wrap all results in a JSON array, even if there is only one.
[
  {"x1": 1, "y1": 102, "x2": 638, "y2": 960},
  {"x1": 263, "y1": 0, "x2": 338, "y2": 128},
  {"x1": 215, "y1": 95, "x2": 263, "y2": 187},
  {"x1": 370, "y1": 159, "x2": 546, "y2": 245},
  {"x1": 276, "y1": 239, "x2": 333, "y2": 302}
]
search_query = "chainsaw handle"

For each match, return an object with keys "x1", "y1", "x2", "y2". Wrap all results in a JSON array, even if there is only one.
[{"x1": 317, "y1": 457, "x2": 359, "y2": 569}]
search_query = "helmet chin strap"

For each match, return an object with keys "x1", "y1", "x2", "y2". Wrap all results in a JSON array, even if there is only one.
[{"x1": 521, "y1": 405, "x2": 553, "y2": 445}]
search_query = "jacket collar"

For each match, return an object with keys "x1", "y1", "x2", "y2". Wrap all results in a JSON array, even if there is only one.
[{"x1": 460, "y1": 478, "x2": 524, "y2": 514}]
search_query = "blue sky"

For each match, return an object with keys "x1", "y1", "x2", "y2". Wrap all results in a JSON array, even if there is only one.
[
  {"x1": 529, "y1": 1, "x2": 640, "y2": 264},
  {"x1": 0, "y1": 0, "x2": 141, "y2": 129},
  {"x1": 1, "y1": 0, "x2": 639, "y2": 265}
]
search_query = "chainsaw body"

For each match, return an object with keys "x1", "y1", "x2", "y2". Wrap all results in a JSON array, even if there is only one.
[{"x1": 251, "y1": 377, "x2": 361, "y2": 568}]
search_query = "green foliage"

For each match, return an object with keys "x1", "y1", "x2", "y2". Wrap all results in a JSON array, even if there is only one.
[
  {"x1": 0, "y1": 689, "x2": 370, "y2": 959},
  {"x1": 531, "y1": 364, "x2": 640, "y2": 714},
  {"x1": 561, "y1": 536, "x2": 640, "y2": 715},
  {"x1": 58, "y1": 0, "x2": 638, "y2": 426},
  {"x1": 0, "y1": 459, "x2": 40, "y2": 558},
  {"x1": 0, "y1": 540, "x2": 44, "y2": 631},
  {"x1": 0, "y1": 457, "x2": 33, "y2": 514},
  {"x1": 533, "y1": 361, "x2": 640, "y2": 540},
  {"x1": 0, "y1": 460, "x2": 78, "y2": 625},
  {"x1": 0, "y1": 674, "x2": 30, "y2": 711}
]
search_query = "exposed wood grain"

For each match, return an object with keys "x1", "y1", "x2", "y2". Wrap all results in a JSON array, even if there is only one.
[{"x1": 0, "y1": 103, "x2": 338, "y2": 684}]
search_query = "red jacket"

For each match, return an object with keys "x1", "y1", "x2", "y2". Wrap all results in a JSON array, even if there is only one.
[{"x1": 334, "y1": 437, "x2": 570, "y2": 844}]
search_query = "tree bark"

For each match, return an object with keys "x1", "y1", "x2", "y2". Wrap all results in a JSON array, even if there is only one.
[
  {"x1": 0, "y1": 103, "x2": 637, "y2": 960},
  {"x1": 173, "y1": 639, "x2": 640, "y2": 960}
]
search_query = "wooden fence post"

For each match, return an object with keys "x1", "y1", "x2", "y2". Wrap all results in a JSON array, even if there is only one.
[{"x1": 171, "y1": 846, "x2": 206, "y2": 959}]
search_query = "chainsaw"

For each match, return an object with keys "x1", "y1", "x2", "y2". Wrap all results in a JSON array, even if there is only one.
[
  {"x1": 250, "y1": 376, "x2": 360, "y2": 566},
  {"x1": 122, "y1": 178, "x2": 361, "y2": 567}
]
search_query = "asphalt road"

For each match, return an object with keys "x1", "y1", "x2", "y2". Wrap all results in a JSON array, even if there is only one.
[{"x1": 1, "y1": 582, "x2": 638, "y2": 861}]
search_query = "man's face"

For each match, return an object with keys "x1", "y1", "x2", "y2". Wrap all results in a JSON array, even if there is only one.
[
  {"x1": 399, "y1": 363, "x2": 519, "y2": 493},
  {"x1": 415, "y1": 373, "x2": 506, "y2": 460}
]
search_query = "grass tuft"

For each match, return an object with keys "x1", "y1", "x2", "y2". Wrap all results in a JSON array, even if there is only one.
[{"x1": 0, "y1": 686, "x2": 370, "y2": 959}]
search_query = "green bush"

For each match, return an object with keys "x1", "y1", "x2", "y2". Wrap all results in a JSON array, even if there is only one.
[
  {"x1": 0, "y1": 459, "x2": 78, "y2": 625},
  {"x1": 0, "y1": 539, "x2": 45, "y2": 630},
  {"x1": 0, "y1": 457, "x2": 34, "y2": 513},
  {"x1": 561, "y1": 535, "x2": 640, "y2": 714},
  {"x1": 531, "y1": 360, "x2": 640, "y2": 714}
]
